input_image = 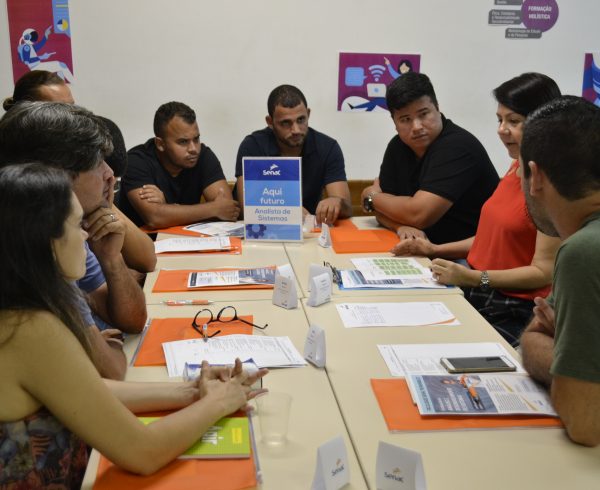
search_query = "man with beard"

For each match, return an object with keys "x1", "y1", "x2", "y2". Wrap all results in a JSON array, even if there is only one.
[
  {"x1": 0, "y1": 102, "x2": 147, "y2": 380},
  {"x1": 519, "y1": 96, "x2": 600, "y2": 447},
  {"x1": 361, "y1": 72, "x2": 498, "y2": 243},
  {"x1": 234, "y1": 85, "x2": 352, "y2": 225},
  {"x1": 121, "y1": 101, "x2": 239, "y2": 228}
]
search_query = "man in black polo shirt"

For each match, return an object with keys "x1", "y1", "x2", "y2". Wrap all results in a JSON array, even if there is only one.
[
  {"x1": 234, "y1": 85, "x2": 352, "y2": 225},
  {"x1": 121, "y1": 101, "x2": 239, "y2": 228},
  {"x1": 361, "y1": 73, "x2": 499, "y2": 244}
]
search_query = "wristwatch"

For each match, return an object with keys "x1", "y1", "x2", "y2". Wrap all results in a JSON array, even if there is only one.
[
  {"x1": 363, "y1": 191, "x2": 379, "y2": 213},
  {"x1": 479, "y1": 270, "x2": 491, "y2": 292}
]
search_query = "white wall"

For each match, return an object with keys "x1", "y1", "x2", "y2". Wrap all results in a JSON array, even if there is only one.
[{"x1": 1, "y1": 0, "x2": 598, "y2": 179}]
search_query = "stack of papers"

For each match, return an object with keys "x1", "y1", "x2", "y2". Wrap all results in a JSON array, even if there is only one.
[
  {"x1": 184, "y1": 221, "x2": 245, "y2": 237},
  {"x1": 335, "y1": 302, "x2": 459, "y2": 328},
  {"x1": 341, "y1": 257, "x2": 444, "y2": 289},
  {"x1": 163, "y1": 335, "x2": 307, "y2": 377},
  {"x1": 187, "y1": 266, "x2": 276, "y2": 288},
  {"x1": 155, "y1": 236, "x2": 236, "y2": 254},
  {"x1": 377, "y1": 342, "x2": 524, "y2": 377},
  {"x1": 407, "y1": 373, "x2": 557, "y2": 417}
]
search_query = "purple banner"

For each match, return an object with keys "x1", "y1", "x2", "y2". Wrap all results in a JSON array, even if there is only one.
[{"x1": 338, "y1": 52, "x2": 421, "y2": 113}]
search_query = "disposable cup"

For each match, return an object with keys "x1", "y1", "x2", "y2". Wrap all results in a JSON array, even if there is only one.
[{"x1": 256, "y1": 392, "x2": 292, "y2": 446}]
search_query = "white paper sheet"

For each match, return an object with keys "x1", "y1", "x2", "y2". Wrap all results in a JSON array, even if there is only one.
[
  {"x1": 183, "y1": 221, "x2": 244, "y2": 237},
  {"x1": 154, "y1": 236, "x2": 232, "y2": 254},
  {"x1": 162, "y1": 335, "x2": 307, "y2": 377},
  {"x1": 377, "y1": 342, "x2": 524, "y2": 377},
  {"x1": 335, "y1": 302, "x2": 459, "y2": 328}
]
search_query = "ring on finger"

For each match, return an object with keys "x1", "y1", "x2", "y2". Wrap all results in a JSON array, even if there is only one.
[{"x1": 109, "y1": 213, "x2": 116, "y2": 222}]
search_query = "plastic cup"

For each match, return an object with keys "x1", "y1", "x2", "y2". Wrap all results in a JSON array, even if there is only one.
[{"x1": 256, "y1": 392, "x2": 292, "y2": 446}]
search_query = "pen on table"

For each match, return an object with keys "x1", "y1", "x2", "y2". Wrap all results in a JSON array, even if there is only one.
[{"x1": 163, "y1": 299, "x2": 214, "y2": 306}]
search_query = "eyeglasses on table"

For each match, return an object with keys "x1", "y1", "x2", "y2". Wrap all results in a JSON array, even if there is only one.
[{"x1": 191, "y1": 305, "x2": 268, "y2": 340}]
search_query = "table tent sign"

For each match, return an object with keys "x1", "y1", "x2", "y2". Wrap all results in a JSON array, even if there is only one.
[{"x1": 243, "y1": 157, "x2": 303, "y2": 242}]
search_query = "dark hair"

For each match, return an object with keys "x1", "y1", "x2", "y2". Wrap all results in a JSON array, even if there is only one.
[
  {"x1": 493, "y1": 73, "x2": 561, "y2": 117},
  {"x1": 98, "y1": 116, "x2": 127, "y2": 177},
  {"x1": 398, "y1": 59, "x2": 413, "y2": 73},
  {"x1": 2, "y1": 70, "x2": 65, "y2": 112},
  {"x1": 153, "y1": 101, "x2": 196, "y2": 138},
  {"x1": 267, "y1": 85, "x2": 308, "y2": 117},
  {"x1": 0, "y1": 101, "x2": 112, "y2": 176},
  {"x1": 0, "y1": 163, "x2": 90, "y2": 354},
  {"x1": 386, "y1": 72, "x2": 438, "y2": 113},
  {"x1": 521, "y1": 96, "x2": 600, "y2": 200}
]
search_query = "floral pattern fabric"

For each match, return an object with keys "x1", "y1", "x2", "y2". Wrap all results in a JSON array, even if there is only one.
[{"x1": 0, "y1": 407, "x2": 88, "y2": 489}]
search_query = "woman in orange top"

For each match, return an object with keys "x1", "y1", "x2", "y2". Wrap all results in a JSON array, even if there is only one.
[{"x1": 392, "y1": 73, "x2": 561, "y2": 346}]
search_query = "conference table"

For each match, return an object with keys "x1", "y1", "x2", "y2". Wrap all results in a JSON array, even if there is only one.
[{"x1": 82, "y1": 219, "x2": 600, "y2": 489}]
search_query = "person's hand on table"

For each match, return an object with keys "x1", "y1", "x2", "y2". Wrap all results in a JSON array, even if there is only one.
[
  {"x1": 210, "y1": 188, "x2": 240, "y2": 221},
  {"x1": 430, "y1": 258, "x2": 474, "y2": 286},
  {"x1": 100, "y1": 328, "x2": 125, "y2": 347},
  {"x1": 391, "y1": 236, "x2": 435, "y2": 257},
  {"x1": 315, "y1": 196, "x2": 343, "y2": 225},
  {"x1": 395, "y1": 225, "x2": 427, "y2": 240}
]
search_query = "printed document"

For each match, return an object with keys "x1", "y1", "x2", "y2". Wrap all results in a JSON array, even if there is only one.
[
  {"x1": 377, "y1": 342, "x2": 524, "y2": 377},
  {"x1": 155, "y1": 236, "x2": 232, "y2": 254},
  {"x1": 163, "y1": 335, "x2": 307, "y2": 377},
  {"x1": 335, "y1": 302, "x2": 459, "y2": 328}
]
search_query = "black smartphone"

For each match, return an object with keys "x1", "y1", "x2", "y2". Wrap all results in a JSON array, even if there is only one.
[{"x1": 440, "y1": 356, "x2": 517, "y2": 374}]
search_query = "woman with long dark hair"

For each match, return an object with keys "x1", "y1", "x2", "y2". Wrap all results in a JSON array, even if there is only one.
[{"x1": 0, "y1": 163, "x2": 266, "y2": 487}]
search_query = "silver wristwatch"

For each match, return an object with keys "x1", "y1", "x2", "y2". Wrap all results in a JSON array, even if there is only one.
[{"x1": 479, "y1": 270, "x2": 491, "y2": 292}]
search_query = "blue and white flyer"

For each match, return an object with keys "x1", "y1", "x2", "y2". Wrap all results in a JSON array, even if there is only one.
[{"x1": 243, "y1": 157, "x2": 303, "y2": 242}]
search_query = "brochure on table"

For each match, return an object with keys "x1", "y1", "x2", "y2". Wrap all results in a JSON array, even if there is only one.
[
  {"x1": 347, "y1": 257, "x2": 443, "y2": 289},
  {"x1": 243, "y1": 157, "x2": 303, "y2": 242},
  {"x1": 335, "y1": 302, "x2": 459, "y2": 328},
  {"x1": 408, "y1": 373, "x2": 557, "y2": 416},
  {"x1": 162, "y1": 335, "x2": 307, "y2": 377},
  {"x1": 187, "y1": 267, "x2": 276, "y2": 288},
  {"x1": 377, "y1": 342, "x2": 524, "y2": 377},
  {"x1": 155, "y1": 236, "x2": 233, "y2": 254}
]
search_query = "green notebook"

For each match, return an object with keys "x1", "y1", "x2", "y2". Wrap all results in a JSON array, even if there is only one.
[{"x1": 139, "y1": 416, "x2": 251, "y2": 459}]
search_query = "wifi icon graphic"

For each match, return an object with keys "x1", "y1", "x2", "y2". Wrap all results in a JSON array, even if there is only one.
[{"x1": 368, "y1": 64, "x2": 386, "y2": 82}]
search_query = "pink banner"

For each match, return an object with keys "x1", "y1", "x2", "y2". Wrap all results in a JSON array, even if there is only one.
[{"x1": 6, "y1": 0, "x2": 74, "y2": 84}]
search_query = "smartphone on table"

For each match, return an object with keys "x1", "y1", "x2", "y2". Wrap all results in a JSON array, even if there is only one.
[{"x1": 440, "y1": 356, "x2": 516, "y2": 374}]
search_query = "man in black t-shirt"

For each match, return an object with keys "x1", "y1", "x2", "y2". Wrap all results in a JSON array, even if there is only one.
[
  {"x1": 361, "y1": 73, "x2": 499, "y2": 244},
  {"x1": 120, "y1": 101, "x2": 239, "y2": 228}
]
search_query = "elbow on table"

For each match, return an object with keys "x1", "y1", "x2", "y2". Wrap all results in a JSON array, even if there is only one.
[{"x1": 565, "y1": 423, "x2": 600, "y2": 447}]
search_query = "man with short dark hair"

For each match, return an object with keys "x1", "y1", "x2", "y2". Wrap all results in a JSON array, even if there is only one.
[
  {"x1": 120, "y1": 101, "x2": 239, "y2": 229},
  {"x1": 361, "y1": 72, "x2": 499, "y2": 243},
  {"x1": 519, "y1": 96, "x2": 600, "y2": 447},
  {"x1": 235, "y1": 85, "x2": 352, "y2": 225},
  {"x1": 0, "y1": 101, "x2": 147, "y2": 380}
]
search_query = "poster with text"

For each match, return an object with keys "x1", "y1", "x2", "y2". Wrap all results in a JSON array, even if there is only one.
[
  {"x1": 338, "y1": 52, "x2": 421, "y2": 113},
  {"x1": 6, "y1": 0, "x2": 74, "y2": 84},
  {"x1": 582, "y1": 53, "x2": 600, "y2": 107},
  {"x1": 488, "y1": 0, "x2": 559, "y2": 39}
]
